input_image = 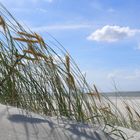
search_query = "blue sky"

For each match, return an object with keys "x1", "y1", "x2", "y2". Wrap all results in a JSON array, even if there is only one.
[{"x1": 1, "y1": 0, "x2": 140, "y2": 92}]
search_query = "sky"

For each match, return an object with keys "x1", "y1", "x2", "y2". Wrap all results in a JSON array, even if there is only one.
[{"x1": 1, "y1": 0, "x2": 140, "y2": 92}]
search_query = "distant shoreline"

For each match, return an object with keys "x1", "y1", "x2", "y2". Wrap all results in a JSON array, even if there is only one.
[{"x1": 101, "y1": 91, "x2": 140, "y2": 97}]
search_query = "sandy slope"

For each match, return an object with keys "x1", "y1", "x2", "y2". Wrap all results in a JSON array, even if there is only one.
[
  {"x1": 0, "y1": 102, "x2": 140, "y2": 140},
  {"x1": 109, "y1": 97, "x2": 140, "y2": 118},
  {"x1": 117, "y1": 127, "x2": 140, "y2": 140},
  {"x1": 0, "y1": 103, "x2": 113, "y2": 140}
]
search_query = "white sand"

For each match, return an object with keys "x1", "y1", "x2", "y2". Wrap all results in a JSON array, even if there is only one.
[
  {"x1": 109, "y1": 97, "x2": 140, "y2": 140},
  {"x1": 109, "y1": 97, "x2": 140, "y2": 118},
  {"x1": 116, "y1": 127, "x2": 140, "y2": 140},
  {"x1": 1, "y1": 97, "x2": 140, "y2": 140},
  {"x1": 0, "y1": 103, "x2": 113, "y2": 140},
  {"x1": 86, "y1": 96, "x2": 140, "y2": 139}
]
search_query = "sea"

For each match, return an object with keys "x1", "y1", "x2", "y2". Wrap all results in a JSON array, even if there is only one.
[{"x1": 102, "y1": 91, "x2": 140, "y2": 97}]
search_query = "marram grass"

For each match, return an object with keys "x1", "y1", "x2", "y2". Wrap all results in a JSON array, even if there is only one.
[{"x1": 0, "y1": 3, "x2": 140, "y2": 139}]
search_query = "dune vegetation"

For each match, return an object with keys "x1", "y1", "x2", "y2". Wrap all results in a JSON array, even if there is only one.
[{"x1": 0, "y1": 3, "x2": 140, "y2": 139}]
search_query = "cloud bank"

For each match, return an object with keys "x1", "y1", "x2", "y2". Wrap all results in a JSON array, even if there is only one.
[
  {"x1": 32, "y1": 24, "x2": 91, "y2": 32},
  {"x1": 107, "y1": 69, "x2": 140, "y2": 80},
  {"x1": 0, "y1": 0, "x2": 53, "y2": 7},
  {"x1": 87, "y1": 25, "x2": 140, "y2": 42}
]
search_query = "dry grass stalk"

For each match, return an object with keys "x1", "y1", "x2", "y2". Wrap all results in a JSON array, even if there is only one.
[
  {"x1": 34, "y1": 33, "x2": 46, "y2": 49},
  {"x1": 87, "y1": 92, "x2": 99, "y2": 96},
  {"x1": 99, "y1": 106, "x2": 114, "y2": 115},
  {"x1": 46, "y1": 56, "x2": 54, "y2": 66},
  {"x1": 67, "y1": 73, "x2": 75, "y2": 88},
  {"x1": 15, "y1": 54, "x2": 37, "y2": 61},
  {"x1": 23, "y1": 49, "x2": 33, "y2": 54},
  {"x1": 93, "y1": 84, "x2": 101, "y2": 102},
  {"x1": 125, "y1": 104, "x2": 133, "y2": 117},
  {"x1": 18, "y1": 32, "x2": 46, "y2": 49},
  {"x1": 0, "y1": 16, "x2": 6, "y2": 31},
  {"x1": 65, "y1": 54, "x2": 70, "y2": 73},
  {"x1": 134, "y1": 110, "x2": 140, "y2": 119},
  {"x1": 18, "y1": 31, "x2": 37, "y2": 38},
  {"x1": 35, "y1": 52, "x2": 47, "y2": 58},
  {"x1": 13, "y1": 37, "x2": 38, "y2": 43},
  {"x1": 27, "y1": 43, "x2": 39, "y2": 60},
  {"x1": 23, "y1": 49, "x2": 47, "y2": 59},
  {"x1": 65, "y1": 55, "x2": 75, "y2": 88}
]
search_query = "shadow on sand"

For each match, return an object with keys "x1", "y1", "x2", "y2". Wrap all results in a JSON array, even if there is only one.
[
  {"x1": 8, "y1": 114, "x2": 50, "y2": 124},
  {"x1": 6, "y1": 113, "x2": 114, "y2": 140}
]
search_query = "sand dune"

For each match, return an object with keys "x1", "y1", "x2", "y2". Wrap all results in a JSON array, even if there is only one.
[
  {"x1": 1, "y1": 101, "x2": 140, "y2": 140},
  {"x1": 0, "y1": 104, "x2": 113, "y2": 140}
]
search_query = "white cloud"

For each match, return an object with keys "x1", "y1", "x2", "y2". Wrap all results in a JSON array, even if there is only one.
[
  {"x1": 44, "y1": 0, "x2": 53, "y2": 2},
  {"x1": 125, "y1": 70, "x2": 140, "y2": 80},
  {"x1": 107, "y1": 8, "x2": 115, "y2": 13},
  {"x1": 84, "y1": 68, "x2": 140, "y2": 92},
  {"x1": 107, "y1": 70, "x2": 125, "y2": 79},
  {"x1": 12, "y1": 7, "x2": 47, "y2": 13},
  {"x1": 107, "y1": 69, "x2": 140, "y2": 80},
  {"x1": 31, "y1": 0, "x2": 53, "y2": 3},
  {"x1": 37, "y1": 8, "x2": 47, "y2": 13},
  {"x1": 0, "y1": 0, "x2": 53, "y2": 7},
  {"x1": 107, "y1": 73, "x2": 116, "y2": 79},
  {"x1": 87, "y1": 25, "x2": 140, "y2": 42},
  {"x1": 31, "y1": 24, "x2": 91, "y2": 32}
]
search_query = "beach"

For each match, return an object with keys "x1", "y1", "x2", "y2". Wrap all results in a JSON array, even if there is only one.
[
  {"x1": 0, "y1": 103, "x2": 113, "y2": 140},
  {"x1": 109, "y1": 96, "x2": 140, "y2": 117},
  {"x1": 0, "y1": 3, "x2": 139, "y2": 139},
  {"x1": 1, "y1": 96, "x2": 140, "y2": 140}
]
